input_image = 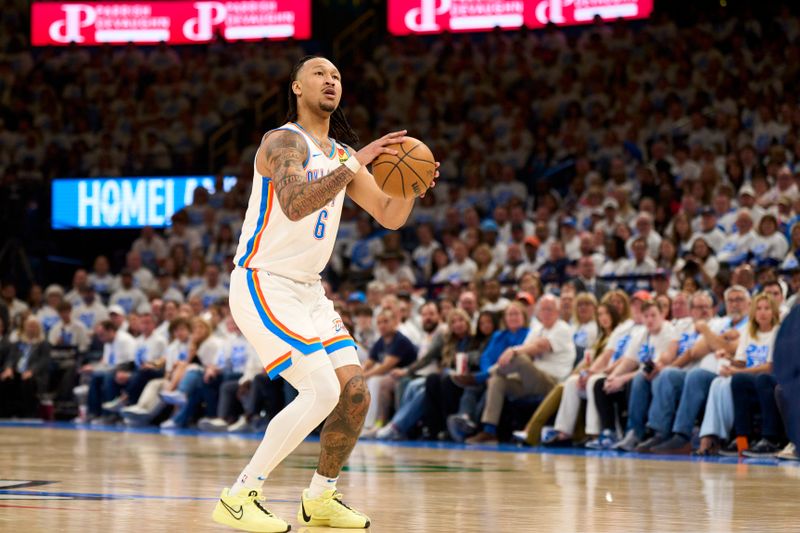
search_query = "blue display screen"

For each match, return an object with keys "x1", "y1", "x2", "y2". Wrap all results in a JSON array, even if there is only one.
[{"x1": 51, "y1": 175, "x2": 237, "y2": 229}]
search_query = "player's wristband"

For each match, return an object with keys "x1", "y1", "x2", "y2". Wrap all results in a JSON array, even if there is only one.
[{"x1": 344, "y1": 157, "x2": 361, "y2": 174}]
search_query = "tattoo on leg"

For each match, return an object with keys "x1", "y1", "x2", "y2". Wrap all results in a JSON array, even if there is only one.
[{"x1": 317, "y1": 375, "x2": 369, "y2": 478}]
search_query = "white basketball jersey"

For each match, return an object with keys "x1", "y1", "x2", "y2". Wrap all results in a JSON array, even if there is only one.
[{"x1": 233, "y1": 122, "x2": 351, "y2": 283}]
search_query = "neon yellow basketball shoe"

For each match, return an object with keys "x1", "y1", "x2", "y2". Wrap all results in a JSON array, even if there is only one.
[
  {"x1": 212, "y1": 488, "x2": 290, "y2": 532},
  {"x1": 297, "y1": 489, "x2": 370, "y2": 528}
]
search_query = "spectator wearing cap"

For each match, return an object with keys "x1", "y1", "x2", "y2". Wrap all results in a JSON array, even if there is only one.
[
  {"x1": 110, "y1": 269, "x2": 148, "y2": 315},
  {"x1": 374, "y1": 250, "x2": 417, "y2": 286},
  {"x1": 1, "y1": 282, "x2": 29, "y2": 326},
  {"x1": 521, "y1": 236, "x2": 543, "y2": 270},
  {"x1": 0, "y1": 315, "x2": 51, "y2": 418},
  {"x1": 188, "y1": 264, "x2": 228, "y2": 309},
  {"x1": 696, "y1": 206, "x2": 726, "y2": 253},
  {"x1": 36, "y1": 284, "x2": 64, "y2": 335},
  {"x1": 597, "y1": 198, "x2": 622, "y2": 237},
  {"x1": 478, "y1": 219, "x2": 508, "y2": 266},
  {"x1": 736, "y1": 186, "x2": 765, "y2": 227},
  {"x1": 718, "y1": 209, "x2": 759, "y2": 267},
  {"x1": 87, "y1": 255, "x2": 117, "y2": 300},
  {"x1": 72, "y1": 284, "x2": 109, "y2": 331},
  {"x1": 751, "y1": 214, "x2": 789, "y2": 267},
  {"x1": 48, "y1": 301, "x2": 91, "y2": 354},
  {"x1": 108, "y1": 305, "x2": 130, "y2": 333},
  {"x1": 430, "y1": 240, "x2": 477, "y2": 285},
  {"x1": 411, "y1": 223, "x2": 441, "y2": 280},
  {"x1": 131, "y1": 226, "x2": 169, "y2": 271}
]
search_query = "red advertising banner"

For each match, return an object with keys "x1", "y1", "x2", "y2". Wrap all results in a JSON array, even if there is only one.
[
  {"x1": 31, "y1": 1, "x2": 311, "y2": 46},
  {"x1": 388, "y1": 0, "x2": 653, "y2": 36}
]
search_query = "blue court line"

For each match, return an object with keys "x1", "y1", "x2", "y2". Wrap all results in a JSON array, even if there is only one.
[{"x1": 1, "y1": 420, "x2": 797, "y2": 469}]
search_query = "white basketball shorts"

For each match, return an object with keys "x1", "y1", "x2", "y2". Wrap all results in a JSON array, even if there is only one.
[{"x1": 229, "y1": 267, "x2": 360, "y2": 380}]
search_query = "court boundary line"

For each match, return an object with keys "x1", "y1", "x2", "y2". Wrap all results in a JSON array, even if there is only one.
[{"x1": 1, "y1": 420, "x2": 797, "y2": 469}]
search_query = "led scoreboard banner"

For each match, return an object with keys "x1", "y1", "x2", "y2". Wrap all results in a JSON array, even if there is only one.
[
  {"x1": 389, "y1": 0, "x2": 653, "y2": 35},
  {"x1": 51, "y1": 175, "x2": 237, "y2": 229},
  {"x1": 31, "y1": 1, "x2": 311, "y2": 46}
]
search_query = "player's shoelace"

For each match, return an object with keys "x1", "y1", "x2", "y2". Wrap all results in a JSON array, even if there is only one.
[
  {"x1": 247, "y1": 490, "x2": 276, "y2": 517},
  {"x1": 330, "y1": 492, "x2": 360, "y2": 514}
]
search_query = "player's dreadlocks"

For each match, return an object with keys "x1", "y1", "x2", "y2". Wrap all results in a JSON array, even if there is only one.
[{"x1": 286, "y1": 55, "x2": 359, "y2": 148}]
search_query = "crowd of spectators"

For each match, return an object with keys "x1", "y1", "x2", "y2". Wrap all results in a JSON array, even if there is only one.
[{"x1": 1, "y1": 5, "x2": 800, "y2": 460}]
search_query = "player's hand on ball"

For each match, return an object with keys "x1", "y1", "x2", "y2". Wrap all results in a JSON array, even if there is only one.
[
  {"x1": 355, "y1": 130, "x2": 410, "y2": 166},
  {"x1": 420, "y1": 161, "x2": 439, "y2": 198}
]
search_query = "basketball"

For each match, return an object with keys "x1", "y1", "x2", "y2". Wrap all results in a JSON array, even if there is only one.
[{"x1": 371, "y1": 137, "x2": 435, "y2": 199}]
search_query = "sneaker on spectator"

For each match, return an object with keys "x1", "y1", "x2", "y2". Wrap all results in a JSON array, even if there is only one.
[
  {"x1": 73, "y1": 385, "x2": 89, "y2": 403},
  {"x1": 742, "y1": 439, "x2": 782, "y2": 458},
  {"x1": 635, "y1": 433, "x2": 669, "y2": 453},
  {"x1": 160, "y1": 418, "x2": 179, "y2": 430},
  {"x1": 718, "y1": 440, "x2": 741, "y2": 457},
  {"x1": 359, "y1": 426, "x2": 380, "y2": 440},
  {"x1": 650, "y1": 434, "x2": 692, "y2": 455},
  {"x1": 159, "y1": 390, "x2": 187, "y2": 407},
  {"x1": 198, "y1": 417, "x2": 229, "y2": 432},
  {"x1": 91, "y1": 414, "x2": 117, "y2": 426},
  {"x1": 777, "y1": 442, "x2": 799, "y2": 461},
  {"x1": 102, "y1": 397, "x2": 126, "y2": 413},
  {"x1": 227, "y1": 415, "x2": 250, "y2": 433},
  {"x1": 613, "y1": 430, "x2": 640, "y2": 452},
  {"x1": 375, "y1": 424, "x2": 403, "y2": 441},
  {"x1": 512, "y1": 430, "x2": 529, "y2": 444},
  {"x1": 437, "y1": 431, "x2": 450, "y2": 442},
  {"x1": 447, "y1": 413, "x2": 477, "y2": 443},
  {"x1": 585, "y1": 429, "x2": 618, "y2": 450}
]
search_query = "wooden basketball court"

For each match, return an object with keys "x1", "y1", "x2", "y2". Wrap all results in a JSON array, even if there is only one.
[{"x1": 1, "y1": 422, "x2": 798, "y2": 532}]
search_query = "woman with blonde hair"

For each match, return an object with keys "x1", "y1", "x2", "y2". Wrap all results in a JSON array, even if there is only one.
[
  {"x1": 695, "y1": 293, "x2": 780, "y2": 456},
  {"x1": 0, "y1": 316, "x2": 51, "y2": 418},
  {"x1": 159, "y1": 316, "x2": 224, "y2": 428}
]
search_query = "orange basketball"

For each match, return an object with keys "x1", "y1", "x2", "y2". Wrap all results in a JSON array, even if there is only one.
[{"x1": 371, "y1": 137, "x2": 435, "y2": 199}]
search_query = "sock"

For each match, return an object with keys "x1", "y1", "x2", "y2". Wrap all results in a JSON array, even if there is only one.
[
  {"x1": 308, "y1": 471, "x2": 338, "y2": 499},
  {"x1": 230, "y1": 362, "x2": 340, "y2": 497},
  {"x1": 483, "y1": 423, "x2": 497, "y2": 435}
]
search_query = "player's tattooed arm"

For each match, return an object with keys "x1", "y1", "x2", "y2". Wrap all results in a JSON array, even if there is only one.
[{"x1": 261, "y1": 130, "x2": 355, "y2": 221}]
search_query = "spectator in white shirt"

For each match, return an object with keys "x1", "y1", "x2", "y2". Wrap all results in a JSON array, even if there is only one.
[
  {"x1": 36, "y1": 284, "x2": 64, "y2": 335},
  {"x1": 125, "y1": 251, "x2": 155, "y2": 293},
  {"x1": 374, "y1": 250, "x2": 416, "y2": 286},
  {"x1": 466, "y1": 295, "x2": 576, "y2": 444},
  {"x1": 88, "y1": 255, "x2": 117, "y2": 299},
  {"x1": 64, "y1": 269, "x2": 89, "y2": 308},
  {"x1": 624, "y1": 236, "x2": 658, "y2": 289},
  {"x1": 72, "y1": 285, "x2": 109, "y2": 331},
  {"x1": 759, "y1": 165, "x2": 799, "y2": 207},
  {"x1": 188, "y1": 265, "x2": 229, "y2": 309},
  {"x1": 430, "y1": 240, "x2": 477, "y2": 284},
  {"x1": 110, "y1": 270, "x2": 148, "y2": 315},
  {"x1": 751, "y1": 213, "x2": 789, "y2": 266},
  {"x1": 695, "y1": 206, "x2": 726, "y2": 252},
  {"x1": 718, "y1": 209, "x2": 759, "y2": 266},
  {"x1": 131, "y1": 226, "x2": 168, "y2": 271},
  {"x1": 480, "y1": 280, "x2": 511, "y2": 313},
  {"x1": 48, "y1": 301, "x2": 91, "y2": 354},
  {"x1": 627, "y1": 212, "x2": 663, "y2": 259},
  {"x1": 79, "y1": 320, "x2": 137, "y2": 420},
  {"x1": 1, "y1": 282, "x2": 30, "y2": 325}
]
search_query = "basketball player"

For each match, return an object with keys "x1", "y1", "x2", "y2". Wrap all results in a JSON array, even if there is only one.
[{"x1": 212, "y1": 55, "x2": 438, "y2": 532}]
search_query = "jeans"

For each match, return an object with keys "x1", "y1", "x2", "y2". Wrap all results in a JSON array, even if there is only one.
[
  {"x1": 200, "y1": 371, "x2": 242, "y2": 420},
  {"x1": 672, "y1": 367, "x2": 717, "y2": 437},
  {"x1": 646, "y1": 367, "x2": 686, "y2": 435},
  {"x1": 626, "y1": 372, "x2": 653, "y2": 439},
  {"x1": 731, "y1": 373, "x2": 781, "y2": 440},
  {"x1": 391, "y1": 377, "x2": 426, "y2": 435},
  {"x1": 699, "y1": 376, "x2": 734, "y2": 440},
  {"x1": 88, "y1": 370, "x2": 120, "y2": 417}
]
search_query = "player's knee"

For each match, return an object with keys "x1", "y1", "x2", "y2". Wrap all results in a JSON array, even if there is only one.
[
  {"x1": 343, "y1": 374, "x2": 370, "y2": 419},
  {"x1": 314, "y1": 369, "x2": 342, "y2": 414}
]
